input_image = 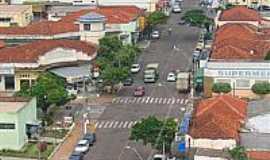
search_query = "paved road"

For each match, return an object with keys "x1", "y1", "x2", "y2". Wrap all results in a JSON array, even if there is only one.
[{"x1": 84, "y1": 0, "x2": 200, "y2": 160}]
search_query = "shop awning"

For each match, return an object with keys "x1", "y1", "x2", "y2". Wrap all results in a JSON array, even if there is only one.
[{"x1": 50, "y1": 65, "x2": 91, "y2": 83}]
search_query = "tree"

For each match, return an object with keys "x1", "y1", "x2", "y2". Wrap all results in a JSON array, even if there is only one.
[
  {"x1": 130, "y1": 116, "x2": 177, "y2": 152},
  {"x1": 147, "y1": 11, "x2": 168, "y2": 26},
  {"x1": 252, "y1": 82, "x2": 270, "y2": 95},
  {"x1": 265, "y1": 51, "x2": 270, "y2": 60},
  {"x1": 96, "y1": 36, "x2": 140, "y2": 92},
  {"x1": 212, "y1": 82, "x2": 232, "y2": 94},
  {"x1": 17, "y1": 72, "x2": 68, "y2": 113},
  {"x1": 229, "y1": 146, "x2": 248, "y2": 160},
  {"x1": 182, "y1": 9, "x2": 213, "y2": 31}
]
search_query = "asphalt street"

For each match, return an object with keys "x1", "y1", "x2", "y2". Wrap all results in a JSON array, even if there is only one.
[{"x1": 84, "y1": 0, "x2": 200, "y2": 159}]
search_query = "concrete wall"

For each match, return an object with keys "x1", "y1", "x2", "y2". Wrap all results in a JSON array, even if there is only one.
[
  {"x1": 0, "y1": 98, "x2": 37, "y2": 150},
  {"x1": 194, "y1": 155, "x2": 228, "y2": 160},
  {"x1": 0, "y1": 6, "x2": 33, "y2": 27},
  {"x1": 186, "y1": 135, "x2": 237, "y2": 150}
]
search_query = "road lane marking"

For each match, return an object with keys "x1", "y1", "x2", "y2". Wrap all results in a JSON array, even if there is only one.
[
  {"x1": 163, "y1": 98, "x2": 167, "y2": 104},
  {"x1": 98, "y1": 121, "x2": 105, "y2": 128},
  {"x1": 176, "y1": 98, "x2": 180, "y2": 104},
  {"x1": 123, "y1": 121, "x2": 129, "y2": 128},
  {"x1": 108, "y1": 121, "x2": 114, "y2": 128},
  {"x1": 154, "y1": 98, "x2": 159, "y2": 103},
  {"x1": 159, "y1": 98, "x2": 163, "y2": 104},
  {"x1": 128, "y1": 121, "x2": 134, "y2": 128},
  {"x1": 113, "y1": 121, "x2": 119, "y2": 128},
  {"x1": 118, "y1": 121, "x2": 124, "y2": 128},
  {"x1": 150, "y1": 97, "x2": 154, "y2": 103},
  {"x1": 141, "y1": 97, "x2": 146, "y2": 103},
  {"x1": 171, "y1": 98, "x2": 175, "y2": 104},
  {"x1": 167, "y1": 98, "x2": 172, "y2": 104},
  {"x1": 103, "y1": 121, "x2": 110, "y2": 128},
  {"x1": 180, "y1": 99, "x2": 184, "y2": 104},
  {"x1": 185, "y1": 99, "x2": 189, "y2": 105}
]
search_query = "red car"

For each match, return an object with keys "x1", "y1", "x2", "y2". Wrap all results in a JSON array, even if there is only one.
[{"x1": 134, "y1": 86, "x2": 145, "y2": 97}]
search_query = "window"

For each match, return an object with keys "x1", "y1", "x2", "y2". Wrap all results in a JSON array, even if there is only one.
[
  {"x1": 4, "y1": 75, "x2": 15, "y2": 90},
  {"x1": 0, "y1": 17, "x2": 11, "y2": 22},
  {"x1": 236, "y1": 79, "x2": 250, "y2": 89},
  {"x1": 83, "y1": 24, "x2": 91, "y2": 31},
  {"x1": 0, "y1": 123, "x2": 15, "y2": 129},
  {"x1": 216, "y1": 79, "x2": 231, "y2": 84}
]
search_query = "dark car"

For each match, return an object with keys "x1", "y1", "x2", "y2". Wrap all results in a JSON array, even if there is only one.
[
  {"x1": 123, "y1": 77, "x2": 133, "y2": 86},
  {"x1": 83, "y1": 132, "x2": 96, "y2": 146},
  {"x1": 133, "y1": 86, "x2": 145, "y2": 97},
  {"x1": 69, "y1": 151, "x2": 83, "y2": 160}
]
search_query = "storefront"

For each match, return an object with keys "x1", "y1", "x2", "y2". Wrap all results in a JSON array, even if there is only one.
[{"x1": 204, "y1": 61, "x2": 270, "y2": 97}]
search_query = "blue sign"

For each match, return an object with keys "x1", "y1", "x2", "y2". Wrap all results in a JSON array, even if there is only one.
[{"x1": 178, "y1": 141, "x2": 186, "y2": 153}]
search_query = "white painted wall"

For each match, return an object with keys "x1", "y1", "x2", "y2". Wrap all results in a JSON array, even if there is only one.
[
  {"x1": 194, "y1": 155, "x2": 228, "y2": 160},
  {"x1": 186, "y1": 135, "x2": 237, "y2": 150},
  {"x1": 38, "y1": 48, "x2": 96, "y2": 66}
]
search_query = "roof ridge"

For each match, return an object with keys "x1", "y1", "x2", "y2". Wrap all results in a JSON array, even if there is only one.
[{"x1": 220, "y1": 96, "x2": 245, "y2": 118}]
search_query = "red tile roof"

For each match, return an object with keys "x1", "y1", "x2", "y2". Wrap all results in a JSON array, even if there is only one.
[
  {"x1": 219, "y1": 6, "x2": 261, "y2": 22},
  {"x1": 0, "y1": 41, "x2": 5, "y2": 49},
  {"x1": 189, "y1": 95, "x2": 247, "y2": 140},
  {"x1": 0, "y1": 40, "x2": 97, "y2": 63},
  {"x1": 247, "y1": 151, "x2": 270, "y2": 160},
  {"x1": 0, "y1": 6, "x2": 144, "y2": 36},
  {"x1": 211, "y1": 23, "x2": 270, "y2": 60}
]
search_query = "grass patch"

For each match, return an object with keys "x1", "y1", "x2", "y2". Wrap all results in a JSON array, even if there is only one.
[{"x1": 0, "y1": 142, "x2": 55, "y2": 159}]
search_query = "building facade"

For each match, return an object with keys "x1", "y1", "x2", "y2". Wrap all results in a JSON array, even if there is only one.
[
  {"x1": 0, "y1": 5, "x2": 33, "y2": 27},
  {"x1": 0, "y1": 97, "x2": 37, "y2": 150}
]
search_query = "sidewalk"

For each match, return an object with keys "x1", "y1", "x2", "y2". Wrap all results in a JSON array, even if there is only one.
[
  {"x1": 50, "y1": 122, "x2": 82, "y2": 160},
  {"x1": 138, "y1": 40, "x2": 151, "y2": 49}
]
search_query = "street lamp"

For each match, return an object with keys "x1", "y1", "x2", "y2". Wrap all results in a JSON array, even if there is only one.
[{"x1": 122, "y1": 146, "x2": 144, "y2": 160}]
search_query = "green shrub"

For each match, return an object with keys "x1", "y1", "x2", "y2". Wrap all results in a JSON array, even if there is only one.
[
  {"x1": 212, "y1": 82, "x2": 232, "y2": 93},
  {"x1": 265, "y1": 52, "x2": 270, "y2": 60},
  {"x1": 252, "y1": 82, "x2": 270, "y2": 94}
]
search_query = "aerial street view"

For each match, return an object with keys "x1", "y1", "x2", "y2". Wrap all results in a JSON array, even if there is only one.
[{"x1": 0, "y1": 0, "x2": 270, "y2": 160}]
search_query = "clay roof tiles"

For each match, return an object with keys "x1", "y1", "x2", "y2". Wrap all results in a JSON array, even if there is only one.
[
  {"x1": 219, "y1": 6, "x2": 261, "y2": 21},
  {"x1": 0, "y1": 40, "x2": 97, "y2": 63}
]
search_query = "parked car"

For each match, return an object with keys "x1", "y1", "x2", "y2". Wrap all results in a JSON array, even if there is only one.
[
  {"x1": 83, "y1": 132, "x2": 96, "y2": 146},
  {"x1": 74, "y1": 140, "x2": 90, "y2": 154},
  {"x1": 69, "y1": 151, "x2": 83, "y2": 160},
  {"x1": 123, "y1": 77, "x2": 133, "y2": 86},
  {"x1": 152, "y1": 154, "x2": 166, "y2": 160},
  {"x1": 151, "y1": 30, "x2": 160, "y2": 39},
  {"x1": 134, "y1": 86, "x2": 145, "y2": 97},
  {"x1": 167, "y1": 72, "x2": 176, "y2": 82},
  {"x1": 172, "y1": 5, "x2": 182, "y2": 13},
  {"x1": 130, "y1": 64, "x2": 141, "y2": 73},
  {"x1": 178, "y1": 19, "x2": 186, "y2": 25}
]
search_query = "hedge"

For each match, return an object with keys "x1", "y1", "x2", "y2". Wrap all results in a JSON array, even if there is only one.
[
  {"x1": 252, "y1": 82, "x2": 270, "y2": 94},
  {"x1": 212, "y1": 82, "x2": 232, "y2": 93}
]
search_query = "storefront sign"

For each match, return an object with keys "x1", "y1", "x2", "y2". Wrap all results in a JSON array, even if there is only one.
[{"x1": 217, "y1": 70, "x2": 270, "y2": 78}]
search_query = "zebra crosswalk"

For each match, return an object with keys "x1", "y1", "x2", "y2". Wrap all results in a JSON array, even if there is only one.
[
  {"x1": 93, "y1": 120, "x2": 138, "y2": 129},
  {"x1": 112, "y1": 96, "x2": 189, "y2": 105}
]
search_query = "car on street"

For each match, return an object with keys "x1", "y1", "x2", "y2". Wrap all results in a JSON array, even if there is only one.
[
  {"x1": 167, "y1": 72, "x2": 176, "y2": 82},
  {"x1": 83, "y1": 132, "x2": 96, "y2": 146},
  {"x1": 152, "y1": 154, "x2": 166, "y2": 160},
  {"x1": 151, "y1": 30, "x2": 160, "y2": 39},
  {"x1": 69, "y1": 151, "x2": 84, "y2": 160},
  {"x1": 123, "y1": 77, "x2": 133, "y2": 86},
  {"x1": 74, "y1": 140, "x2": 90, "y2": 154},
  {"x1": 133, "y1": 86, "x2": 145, "y2": 97},
  {"x1": 178, "y1": 19, "x2": 186, "y2": 25},
  {"x1": 172, "y1": 5, "x2": 182, "y2": 13},
  {"x1": 130, "y1": 64, "x2": 141, "y2": 73}
]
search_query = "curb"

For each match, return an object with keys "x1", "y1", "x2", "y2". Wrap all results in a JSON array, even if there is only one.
[{"x1": 48, "y1": 123, "x2": 75, "y2": 160}]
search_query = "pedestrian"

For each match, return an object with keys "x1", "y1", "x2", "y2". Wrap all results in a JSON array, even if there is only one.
[{"x1": 168, "y1": 27, "x2": 172, "y2": 36}]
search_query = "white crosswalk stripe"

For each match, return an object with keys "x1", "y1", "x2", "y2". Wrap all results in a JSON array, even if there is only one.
[
  {"x1": 112, "y1": 97, "x2": 189, "y2": 105},
  {"x1": 95, "y1": 120, "x2": 139, "y2": 129}
]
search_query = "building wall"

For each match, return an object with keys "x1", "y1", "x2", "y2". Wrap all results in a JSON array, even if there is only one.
[
  {"x1": 0, "y1": 6, "x2": 33, "y2": 27},
  {"x1": 16, "y1": 97, "x2": 37, "y2": 149},
  {"x1": 0, "y1": 98, "x2": 37, "y2": 150},
  {"x1": 97, "y1": 0, "x2": 158, "y2": 12},
  {"x1": 14, "y1": 70, "x2": 41, "y2": 91},
  {"x1": 194, "y1": 155, "x2": 228, "y2": 160},
  {"x1": 216, "y1": 20, "x2": 259, "y2": 28},
  {"x1": 79, "y1": 21, "x2": 106, "y2": 44},
  {"x1": 186, "y1": 135, "x2": 237, "y2": 150}
]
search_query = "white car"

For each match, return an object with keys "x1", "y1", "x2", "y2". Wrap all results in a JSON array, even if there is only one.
[
  {"x1": 153, "y1": 154, "x2": 166, "y2": 160},
  {"x1": 74, "y1": 140, "x2": 90, "y2": 153},
  {"x1": 130, "y1": 64, "x2": 141, "y2": 73},
  {"x1": 167, "y1": 72, "x2": 176, "y2": 82},
  {"x1": 151, "y1": 30, "x2": 160, "y2": 39},
  {"x1": 172, "y1": 5, "x2": 182, "y2": 13}
]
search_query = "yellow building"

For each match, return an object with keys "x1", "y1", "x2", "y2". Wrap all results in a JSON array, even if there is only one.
[{"x1": 0, "y1": 5, "x2": 33, "y2": 27}]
